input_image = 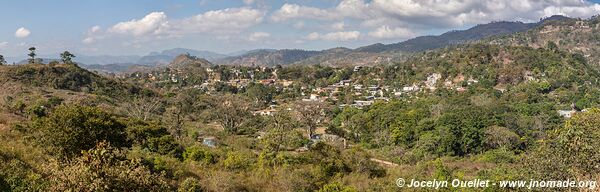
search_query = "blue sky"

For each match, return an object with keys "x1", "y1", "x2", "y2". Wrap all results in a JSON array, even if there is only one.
[{"x1": 1, "y1": 0, "x2": 600, "y2": 58}]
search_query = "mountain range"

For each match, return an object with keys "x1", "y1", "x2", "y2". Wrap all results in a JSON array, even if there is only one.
[
  {"x1": 10, "y1": 15, "x2": 573, "y2": 72},
  {"x1": 214, "y1": 16, "x2": 572, "y2": 67}
]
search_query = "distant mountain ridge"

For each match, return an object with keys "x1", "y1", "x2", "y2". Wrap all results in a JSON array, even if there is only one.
[
  {"x1": 139, "y1": 48, "x2": 227, "y2": 65},
  {"x1": 355, "y1": 21, "x2": 536, "y2": 53},
  {"x1": 214, "y1": 16, "x2": 572, "y2": 67},
  {"x1": 9, "y1": 15, "x2": 576, "y2": 71}
]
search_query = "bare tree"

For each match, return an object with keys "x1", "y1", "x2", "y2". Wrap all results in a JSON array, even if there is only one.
[
  {"x1": 262, "y1": 110, "x2": 296, "y2": 152},
  {"x1": 124, "y1": 97, "x2": 163, "y2": 121},
  {"x1": 214, "y1": 94, "x2": 251, "y2": 134},
  {"x1": 292, "y1": 101, "x2": 330, "y2": 139}
]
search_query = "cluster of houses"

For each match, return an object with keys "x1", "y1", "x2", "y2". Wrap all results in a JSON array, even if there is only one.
[{"x1": 299, "y1": 73, "x2": 481, "y2": 109}]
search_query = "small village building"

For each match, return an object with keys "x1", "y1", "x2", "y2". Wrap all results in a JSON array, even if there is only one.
[{"x1": 202, "y1": 137, "x2": 217, "y2": 148}]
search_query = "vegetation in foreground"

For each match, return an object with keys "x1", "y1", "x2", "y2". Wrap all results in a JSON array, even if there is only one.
[{"x1": 0, "y1": 17, "x2": 600, "y2": 192}]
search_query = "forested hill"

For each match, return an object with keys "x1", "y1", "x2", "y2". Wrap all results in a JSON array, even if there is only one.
[
  {"x1": 0, "y1": 63, "x2": 150, "y2": 98},
  {"x1": 391, "y1": 44, "x2": 599, "y2": 86},
  {"x1": 487, "y1": 15, "x2": 600, "y2": 70},
  {"x1": 356, "y1": 21, "x2": 536, "y2": 53}
]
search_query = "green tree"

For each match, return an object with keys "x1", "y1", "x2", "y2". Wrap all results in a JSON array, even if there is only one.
[
  {"x1": 59, "y1": 51, "x2": 76, "y2": 64},
  {"x1": 527, "y1": 108, "x2": 600, "y2": 180},
  {"x1": 546, "y1": 41, "x2": 558, "y2": 51},
  {"x1": 31, "y1": 105, "x2": 128, "y2": 158},
  {"x1": 0, "y1": 55, "x2": 6, "y2": 65},
  {"x1": 245, "y1": 83, "x2": 274, "y2": 107},
  {"x1": 27, "y1": 47, "x2": 36, "y2": 64}
]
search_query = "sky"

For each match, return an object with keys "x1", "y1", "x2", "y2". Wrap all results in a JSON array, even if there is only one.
[{"x1": 1, "y1": 0, "x2": 600, "y2": 58}]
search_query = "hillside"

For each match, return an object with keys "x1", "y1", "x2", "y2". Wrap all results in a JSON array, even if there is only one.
[
  {"x1": 215, "y1": 18, "x2": 569, "y2": 67},
  {"x1": 357, "y1": 21, "x2": 536, "y2": 53},
  {"x1": 0, "y1": 63, "x2": 147, "y2": 97},
  {"x1": 488, "y1": 16, "x2": 600, "y2": 69},
  {"x1": 2, "y1": 40, "x2": 600, "y2": 192},
  {"x1": 168, "y1": 54, "x2": 213, "y2": 69},
  {"x1": 139, "y1": 48, "x2": 227, "y2": 65},
  {"x1": 215, "y1": 49, "x2": 321, "y2": 67}
]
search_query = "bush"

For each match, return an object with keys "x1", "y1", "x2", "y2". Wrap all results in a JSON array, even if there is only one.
[
  {"x1": 223, "y1": 151, "x2": 254, "y2": 170},
  {"x1": 182, "y1": 146, "x2": 216, "y2": 164},
  {"x1": 318, "y1": 182, "x2": 357, "y2": 192},
  {"x1": 48, "y1": 142, "x2": 172, "y2": 191},
  {"x1": 144, "y1": 135, "x2": 183, "y2": 158},
  {"x1": 177, "y1": 177, "x2": 203, "y2": 192},
  {"x1": 125, "y1": 120, "x2": 170, "y2": 146},
  {"x1": 30, "y1": 105, "x2": 128, "y2": 158},
  {"x1": 477, "y1": 148, "x2": 516, "y2": 163},
  {"x1": 0, "y1": 157, "x2": 48, "y2": 191}
]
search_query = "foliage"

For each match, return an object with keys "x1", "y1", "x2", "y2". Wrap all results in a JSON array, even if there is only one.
[
  {"x1": 144, "y1": 135, "x2": 183, "y2": 158},
  {"x1": 47, "y1": 142, "x2": 172, "y2": 191},
  {"x1": 182, "y1": 146, "x2": 216, "y2": 165},
  {"x1": 30, "y1": 105, "x2": 128, "y2": 158},
  {"x1": 527, "y1": 108, "x2": 600, "y2": 180},
  {"x1": 318, "y1": 182, "x2": 357, "y2": 192},
  {"x1": 177, "y1": 177, "x2": 203, "y2": 192}
]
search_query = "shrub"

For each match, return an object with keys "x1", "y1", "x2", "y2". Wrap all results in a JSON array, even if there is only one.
[
  {"x1": 177, "y1": 177, "x2": 203, "y2": 192},
  {"x1": 318, "y1": 182, "x2": 357, "y2": 192},
  {"x1": 48, "y1": 142, "x2": 172, "y2": 191},
  {"x1": 125, "y1": 120, "x2": 170, "y2": 146},
  {"x1": 223, "y1": 151, "x2": 254, "y2": 170},
  {"x1": 144, "y1": 135, "x2": 183, "y2": 158},
  {"x1": 182, "y1": 146, "x2": 216, "y2": 164},
  {"x1": 477, "y1": 148, "x2": 516, "y2": 163},
  {"x1": 30, "y1": 105, "x2": 128, "y2": 158}
]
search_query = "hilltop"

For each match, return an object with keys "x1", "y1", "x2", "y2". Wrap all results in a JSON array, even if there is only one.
[
  {"x1": 0, "y1": 63, "x2": 149, "y2": 98},
  {"x1": 168, "y1": 54, "x2": 213, "y2": 69},
  {"x1": 139, "y1": 48, "x2": 227, "y2": 65},
  {"x1": 487, "y1": 16, "x2": 600, "y2": 69}
]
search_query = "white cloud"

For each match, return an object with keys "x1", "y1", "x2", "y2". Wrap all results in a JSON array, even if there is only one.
[
  {"x1": 272, "y1": 0, "x2": 600, "y2": 29},
  {"x1": 0, "y1": 42, "x2": 7, "y2": 49},
  {"x1": 82, "y1": 37, "x2": 95, "y2": 44},
  {"x1": 243, "y1": 0, "x2": 255, "y2": 5},
  {"x1": 89, "y1": 25, "x2": 101, "y2": 33},
  {"x1": 271, "y1": 3, "x2": 339, "y2": 22},
  {"x1": 83, "y1": 26, "x2": 103, "y2": 44},
  {"x1": 248, "y1": 32, "x2": 270, "y2": 41},
  {"x1": 108, "y1": 12, "x2": 169, "y2": 36},
  {"x1": 306, "y1": 31, "x2": 361, "y2": 41},
  {"x1": 293, "y1": 22, "x2": 305, "y2": 29},
  {"x1": 84, "y1": 8, "x2": 265, "y2": 43},
  {"x1": 331, "y1": 22, "x2": 345, "y2": 30},
  {"x1": 368, "y1": 25, "x2": 416, "y2": 39},
  {"x1": 15, "y1": 27, "x2": 31, "y2": 38},
  {"x1": 173, "y1": 8, "x2": 265, "y2": 34}
]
